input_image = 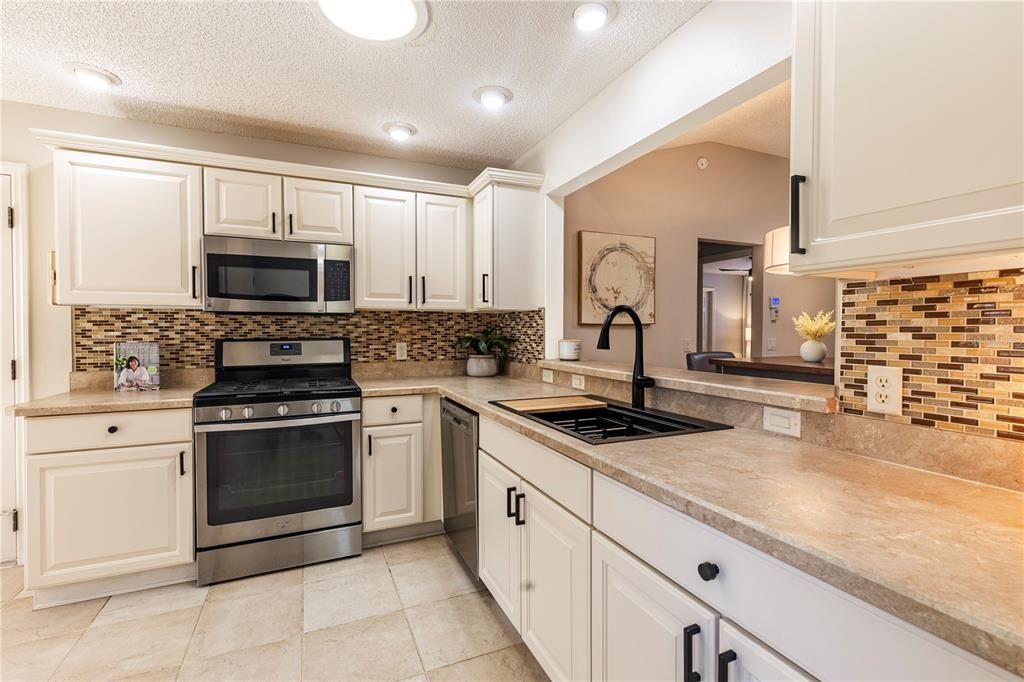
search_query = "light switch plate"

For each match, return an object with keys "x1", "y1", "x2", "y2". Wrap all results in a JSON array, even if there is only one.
[
  {"x1": 767, "y1": 337, "x2": 777, "y2": 351},
  {"x1": 571, "y1": 374, "x2": 585, "y2": 390},
  {"x1": 395, "y1": 342, "x2": 408, "y2": 361},
  {"x1": 542, "y1": 369, "x2": 554, "y2": 383},
  {"x1": 867, "y1": 366, "x2": 903, "y2": 415},
  {"x1": 763, "y1": 406, "x2": 801, "y2": 438}
]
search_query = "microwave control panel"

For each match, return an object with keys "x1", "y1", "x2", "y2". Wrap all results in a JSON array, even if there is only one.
[{"x1": 325, "y1": 261, "x2": 351, "y2": 302}]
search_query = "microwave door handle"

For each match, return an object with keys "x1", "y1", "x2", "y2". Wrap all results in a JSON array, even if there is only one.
[
  {"x1": 195, "y1": 413, "x2": 361, "y2": 433},
  {"x1": 317, "y1": 244, "x2": 326, "y2": 313}
]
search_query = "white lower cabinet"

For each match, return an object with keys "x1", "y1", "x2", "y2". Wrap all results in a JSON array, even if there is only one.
[
  {"x1": 478, "y1": 450, "x2": 522, "y2": 628},
  {"x1": 362, "y1": 422, "x2": 424, "y2": 532},
  {"x1": 718, "y1": 621, "x2": 813, "y2": 682},
  {"x1": 592, "y1": 532, "x2": 718, "y2": 682},
  {"x1": 27, "y1": 442, "x2": 194, "y2": 588}
]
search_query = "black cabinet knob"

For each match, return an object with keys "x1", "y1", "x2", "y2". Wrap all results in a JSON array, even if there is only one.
[
  {"x1": 390, "y1": 406, "x2": 398, "y2": 414},
  {"x1": 107, "y1": 425, "x2": 118, "y2": 434},
  {"x1": 697, "y1": 561, "x2": 719, "y2": 581}
]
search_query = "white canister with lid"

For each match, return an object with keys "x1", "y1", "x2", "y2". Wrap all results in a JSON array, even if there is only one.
[{"x1": 558, "y1": 339, "x2": 582, "y2": 361}]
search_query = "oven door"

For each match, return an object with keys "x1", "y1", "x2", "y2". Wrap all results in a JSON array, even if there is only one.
[
  {"x1": 194, "y1": 413, "x2": 361, "y2": 548},
  {"x1": 204, "y1": 236, "x2": 325, "y2": 314}
]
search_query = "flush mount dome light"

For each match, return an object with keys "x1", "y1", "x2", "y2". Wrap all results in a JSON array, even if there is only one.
[
  {"x1": 385, "y1": 122, "x2": 417, "y2": 141},
  {"x1": 573, "y1": 2, "x2": 616, "y2": 32},
  {"x1": 473, "y1": 86, "x2": 512, "y2": 111},
  {"x1": 63, "y1": 62, "x2": 121, "y2": 90},
  {"x1": 316, "y1": 0, "x2": 429, "y2": 44}
]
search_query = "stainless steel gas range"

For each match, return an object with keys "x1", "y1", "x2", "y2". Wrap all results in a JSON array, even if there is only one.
[{"x1": 192, "y1": 338, "x2": 362, "y2": 585}]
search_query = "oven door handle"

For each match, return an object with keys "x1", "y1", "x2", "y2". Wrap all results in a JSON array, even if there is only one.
[{"x1": 194, "y1": 413, "x2": 361, "y2": 433}]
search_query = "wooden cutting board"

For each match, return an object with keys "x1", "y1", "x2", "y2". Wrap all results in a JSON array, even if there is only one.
[{"x1": 498, "y1": 396, "x2": 606, "y2": 414}]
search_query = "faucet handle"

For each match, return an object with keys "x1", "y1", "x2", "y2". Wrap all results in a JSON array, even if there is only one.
[{"x1": 637, "y1": 375, "x2": 656, "y2": 389}]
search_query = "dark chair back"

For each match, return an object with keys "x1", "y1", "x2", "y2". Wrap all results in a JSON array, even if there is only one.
[{"x1": 686, "y1": 351, "x2": 735, "y2": 373}]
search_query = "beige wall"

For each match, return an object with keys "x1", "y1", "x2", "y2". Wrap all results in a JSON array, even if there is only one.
[
  {"x1": 760, "y1": 272, "x2": 837, "y2": 357},
  {"x1": 702, "y1": 272, "x2": 745, "y2": 357},
  {"x1": 564, "y1": 141, "x2": 835, "y2": 367},
  {"x1": 0, "y1": 100, "x2": 478, "y2": 399}
]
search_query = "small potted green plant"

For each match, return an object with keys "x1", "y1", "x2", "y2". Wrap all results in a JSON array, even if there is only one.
[{"x1": 455, "y1": 328, "x2": 516, "y2": 377}]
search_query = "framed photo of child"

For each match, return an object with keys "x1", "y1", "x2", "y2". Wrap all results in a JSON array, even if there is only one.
[{"x1": 114, "y1": 342, "x2": 160, "y2": 391}]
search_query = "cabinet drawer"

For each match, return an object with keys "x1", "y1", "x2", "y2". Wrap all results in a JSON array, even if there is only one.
[
  {"x1": 26, "y1": 409, "x2": 192, "y2": 454},
  {"x1": 593, "y1": 473, "x2": 1010, "y2": 681},
  {"x1": 362, "y1": 396, "x2": 424, "y2": 426},
  {"x1": 479, "y1": 418, "x2": 590, "y2": 523}
]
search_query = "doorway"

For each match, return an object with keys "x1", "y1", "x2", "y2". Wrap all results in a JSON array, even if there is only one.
[{"x1": 696, "y1": 240, "x2": 755, "y2": 357}]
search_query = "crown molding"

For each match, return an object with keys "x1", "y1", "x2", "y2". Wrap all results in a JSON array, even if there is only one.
[{"x1": 468, "y1": 167, "x2": 545, "y2": 196}]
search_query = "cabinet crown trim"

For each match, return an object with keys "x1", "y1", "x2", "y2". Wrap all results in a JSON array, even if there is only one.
[{"x1": 33, "y1": 128, "x2": 536, "y2": 200}]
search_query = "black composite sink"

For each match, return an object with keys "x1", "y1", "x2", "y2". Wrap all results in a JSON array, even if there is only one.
[{"x1": 491, "y1": 395, "x2": 732, "y2": 444}]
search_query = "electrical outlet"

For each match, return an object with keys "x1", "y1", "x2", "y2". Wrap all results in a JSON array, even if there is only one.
[
  {"x1": 867, "y1": 366, "x2": 903, "y2": 416},
  {"x1": 767, "y1": 337, "x2": 777, "y2": 351},
  {"x1": 571, "y1": 374, "x2": 585, "y2": 390},
  {"x1": 542, "y1": 369, "x2": 554, "y2": 383},
  {"x1": 395, "y1": 342, "x2": 408, "y2": 361}
]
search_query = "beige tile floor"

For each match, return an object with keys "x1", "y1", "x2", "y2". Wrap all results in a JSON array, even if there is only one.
[{"x1": 0, "y1": 536, "x2": 549, "y2": 682}]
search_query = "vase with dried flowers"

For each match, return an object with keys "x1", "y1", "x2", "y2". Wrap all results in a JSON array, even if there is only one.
[{"x1": 793, "y1": 310, "x2": 836, "y2": 363}]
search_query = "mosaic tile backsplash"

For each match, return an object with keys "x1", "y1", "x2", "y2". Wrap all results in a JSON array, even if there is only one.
[
  {"x1": 838, "y1": 269, "x2": 1023, "y2": 441},
  {"x1": 73, "y1": 308, "x2": 545, "y2": 370}
]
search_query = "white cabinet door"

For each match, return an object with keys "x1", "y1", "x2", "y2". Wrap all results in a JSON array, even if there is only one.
[
  {"x1": 718, "y1": 621, "x2": 813, "y2": 682},
  {"x1": 478, "y1": 450, "x2": 522, "y2": 630},
  {"x1": 283, "y1": 177, "x2": 353, "y2": 244},
  {"x1": 204, "y1": 168, "x2": 283, "y2": 240},
  {"x1": 592, "y1": 532, "x2": 718, "y2": 682},
  {"x1": 520, "y1": 480, "x2": 590, "y2": 682},
  {"x1": 354, "y1": 186, "x2": 416, "y2": 309},
  {"x1": 53, "y1": 150, "x2": 203, "y2": 308},
  {"x1": 26, "y1": 443, "x2": 194, "y2": 588},
  {"x1": 790, "y1": 1, "x2": 1024, "y2": 274},
  {"x1": 416, "y1": 193, "x2": 468, "y2": 310},
  {"x1": 363, "y1": 423, "x2": 423, "y2": 532},
  {"x1": 471, "y1": 185, "x2": 494, "y2": 309}
]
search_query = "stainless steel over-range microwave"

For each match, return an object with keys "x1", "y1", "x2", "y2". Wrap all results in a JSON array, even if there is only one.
[{"x1": 204, "y1": 236, "x2": 353, "y2": 314}]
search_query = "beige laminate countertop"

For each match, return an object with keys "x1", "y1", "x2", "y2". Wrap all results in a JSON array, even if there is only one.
[{"x1": 10, "y1": 376, "x2": 1023, "y2": 673}]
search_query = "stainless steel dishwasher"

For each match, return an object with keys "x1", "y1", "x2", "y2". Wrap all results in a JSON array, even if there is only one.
[{"x1": 441, "y1": 399, "x2": 478, "y2": 577}]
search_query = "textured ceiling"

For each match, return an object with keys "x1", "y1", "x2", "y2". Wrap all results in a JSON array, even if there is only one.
[
  {"x1": 664, "y1": 80, "x2": 790, "y2": 158},
  {"x1": 1, "y1": 0, "x2": 708, "y2": 170}
]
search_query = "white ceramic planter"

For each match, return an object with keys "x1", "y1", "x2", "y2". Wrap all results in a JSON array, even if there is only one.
[
  {"x1": 799, "y1": 339, "x2": 828, "y2": 363},
  {"x1": 466, "y1": 354, "x2": 499, "y2": 377}
]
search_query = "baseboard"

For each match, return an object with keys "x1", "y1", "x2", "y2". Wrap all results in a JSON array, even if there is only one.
[
  {"x1": 32, "y1": 562, "x2": 197, "y2": 609},
  {"x1": 362, "y1": 520, "x2": 444, "y2": 548}
]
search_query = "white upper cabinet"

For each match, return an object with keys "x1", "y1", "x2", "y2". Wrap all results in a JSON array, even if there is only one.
[
  {"x1": 471, "y1": 181, "x2": 543, "y2": 311},
  {"x1": 416, "y1": 193, "x2": 468, "y2": 311},
  {"x1": 354, "y1": 186, "x2": 417, "y2": 309},
  {"x1": 53, "y1": 150, "x2": 203, "y2": 308},
  {"x1": 283, "y1": 177, "x2": 354, "y2": 244},
  {"x1": 204, "y1": 168, "x2": 283, "y2": 240},
  {"x1": 789, "y1": 1, "x2": 1024, "y2": 275}
]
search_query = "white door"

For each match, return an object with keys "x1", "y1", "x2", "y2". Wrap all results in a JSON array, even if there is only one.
[
  {"x1": 592, "y1": 532, "x2": 719, "y2": 682},
  {"x1": 26, "y1": 443, "x2": 194, "y2": 588},
  {"x1": 53, "y1": 151, "x2": 203, "y2": 307},
  {"x1": 471, "y1": 185, "x2": 494, "y2": 309},
  {"x1": 478, "y1": 450, "x2": 522, "y2": 630},
  {"x1": 416, "y1": 193, "x2": 468, "y2": 310},
  {"x1": 283, "y1": 177, "x2": 354, "y2": 244},
  {"x1": 520, "y1": 480, "x2": 590, "y2": 682},
  {"x1": 362, "y1": 423, "x2": 423, "y2": 532},
  {"x1": 354, "y1": 186, "x2": 416, "y2": 309},
  {"x1": 790, "y1": 1, "x2": 1024, "y2": 274},
  {"x1": 0, "y1": 174, "x2": 15, "y2": 563},
  {"x1": 203, "y1": 168, "x2": 283, "y2": 240},
  {"x1": 718, "y1": 621, "x2": 813, "y2": 682}
]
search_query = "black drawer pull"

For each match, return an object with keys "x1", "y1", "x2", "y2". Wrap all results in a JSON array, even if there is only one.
[
  {"x1": 684, "y1": 624, "x2": 701, "y2": 682},
  {"x1": 390, "y1": 406, "x2": 398, "y2": 414},
  {"x1": 717, "y1": 650, "x2": 737, "y2": 682},
  {"x1": 506, "y1": 486, "x2": 517, "y2": 518},
  {"x1": 790, "y1": 174, "x2": 806, "y2": 255},
  {"x1": 179, "y1": 450, "x2": 186, "y2": 476},
  {"x1": 697, "y1": 562, "x2": 720, "y2": 581},
  {"x1": 514, "y1": 492, "x2": 525, "y2": 525},
  {"x1": 107, "y1": 425, "x2": 118, "y2": 434}
]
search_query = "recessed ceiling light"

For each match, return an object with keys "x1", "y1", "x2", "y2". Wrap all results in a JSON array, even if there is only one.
[
  {"x1": 316, "y1": 0, "x2": 429, "y2": 44},
  {"x1": 63, "y1": 62, "x2": 121, "y2": 90},
  {"x1": 573, "y1": 2, "x2": 612, "y2": 32},
  {"x1": 385, "y1": 123, "x2": 417, "y2": 142},
  {"x1": 473, "y1": 86, "x2": 513, "y2": 111}
]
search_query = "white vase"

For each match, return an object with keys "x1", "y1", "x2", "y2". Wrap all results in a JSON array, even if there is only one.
[
  {"x1": 799, "y1": 340, "x2": 828, "y2": 363},
  {"x1": 466, "y1": 354, "x2": 499, "y2": 377}
]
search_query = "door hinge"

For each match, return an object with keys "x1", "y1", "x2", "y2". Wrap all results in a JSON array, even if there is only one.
[
  {"x1": 6, "y1": 206, "x2": 12, "y2": 229},
  {"x1": 9, "y1": 360, "x2": 14, "y2": 381},
  {"x1": 1, "y1": 509, "x2": 16, "y2": 533}
]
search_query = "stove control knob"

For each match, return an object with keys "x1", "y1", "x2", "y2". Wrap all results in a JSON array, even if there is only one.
[
  {"x1": 242, "y1": 406, "x2": 255, "y2": 419},
  {"x1": 277, "y1": 403, "x2": 290, "y2": 417},
  {"x1": 310, "y1": 402, "x2": 322, "y2": 414},
  {"x1": 331, "y1": 400, "x2": 343, "y2": 413},
  {"x1": 218, "y1": 408, "x2": 233, "y2": 421}
]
